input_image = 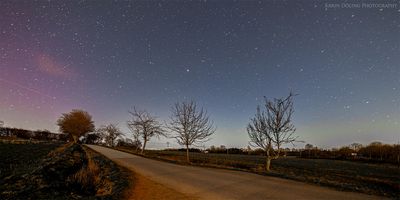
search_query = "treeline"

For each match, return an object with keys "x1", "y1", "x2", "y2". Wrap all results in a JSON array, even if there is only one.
[
  {"x1": 0, "y1": 127, "x2": 68, "y2": 142},
  {"x1": 0, "y1": 125, "x2": 142, "y2": 149},
  {"x1": 299, "y1": 142, "x2": 400, "y2": 164},
  {"x1": 81, "y1": 131, "x2": 141, "y2": 150},
  {"x1": 162, "y1": 145, "x2": 276, "y2": 156},
  {"x1": 206, "y1": 145, "x2": 265, "y2": 155},
  {"x1": 172, "y1": 143, "x2": 400, "y2": 165}
]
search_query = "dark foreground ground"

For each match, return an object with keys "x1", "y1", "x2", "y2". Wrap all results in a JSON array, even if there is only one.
[
  {"x1": 117, "y1": 147, "x2": 400, "y2": 198},
  {"x1": 0, "y1": 142, "x2": 131, "y2": 199}
]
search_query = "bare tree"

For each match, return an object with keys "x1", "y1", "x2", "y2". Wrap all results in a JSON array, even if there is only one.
[
  {"x1": 247, "y1": 92, "x2": 297, "y2": 171},
  {"x1": 57, "y1": 109, "x2": 95, "y2": 143},
  {"x1": 127, "y1": 107, "x2": 165, "y2": 154},
  {"x1": 97, "y1": 124, "x2": 123, "y2": 147},
  {"x1": 167, "y1": 101, "x2": 215, "y2": 163}
]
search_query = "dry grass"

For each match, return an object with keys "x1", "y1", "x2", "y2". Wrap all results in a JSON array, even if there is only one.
[
  {"x1": 1, "y1": 143, "x2": 131, "y2": 199},
  {"x1": 47, "y1": 142, "x2": 74, "y2": 157},
  {"x1": 68, "y1": 154, "x2": 100, "y2": 191},
  {"x1": 67, "y1": 146, "x2": 116, "y2": 196}
]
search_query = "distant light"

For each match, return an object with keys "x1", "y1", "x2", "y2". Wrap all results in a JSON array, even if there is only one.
[{"x1": 186, "y1": 69, "x2": 190, "y2": 72}]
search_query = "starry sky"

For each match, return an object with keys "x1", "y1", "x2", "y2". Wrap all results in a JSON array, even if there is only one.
[{"x1": 1, "y1": 0, "x2": 399, "y2": 149}]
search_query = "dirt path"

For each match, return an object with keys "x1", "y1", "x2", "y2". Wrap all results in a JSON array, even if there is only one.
[{"x1": 87, "y1": 145, "x2": 387, "y2": 200}]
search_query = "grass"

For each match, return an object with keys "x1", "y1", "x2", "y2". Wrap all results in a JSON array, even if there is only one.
[
  {"x1": 0, "y1": 142, "x2": 132, "y2": 199},
  {"x1": 117, "y1": 147, "x2": 400, "y2": 198}
]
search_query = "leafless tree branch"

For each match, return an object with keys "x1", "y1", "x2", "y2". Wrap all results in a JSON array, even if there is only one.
[
  {"x1": 167, "y1": 100, "x2": 215, "y2": 163},
  {"x1": 127, "y1": 107, "x2": 165, "y2": 154},
  {"x1": 247, "y1": 92, "x2": 297, "y2": 171}
]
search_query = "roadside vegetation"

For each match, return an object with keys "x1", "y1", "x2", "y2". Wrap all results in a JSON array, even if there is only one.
[{"x1": 0, "y1": 142, "x2": 131, "y2": 199}]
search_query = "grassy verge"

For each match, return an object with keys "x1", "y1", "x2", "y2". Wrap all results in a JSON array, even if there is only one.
[
  {"x1": 115, "y1": 146, "x2": 400, "y2": 198},
  {"x1": 0, "y1": 142, "x2": 132, "y2": 199}
]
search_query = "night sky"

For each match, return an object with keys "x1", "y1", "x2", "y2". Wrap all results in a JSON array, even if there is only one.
[{"x1": 1, "y1": 0, "x2": 399, "y2": 149}]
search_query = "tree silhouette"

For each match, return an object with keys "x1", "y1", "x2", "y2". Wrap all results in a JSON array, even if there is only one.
[
  {"x1": 97, "y1": 124, "x2": 123, "y2": 147},
  {"x1": 247, "y1": 92, "x2": 297, "y2": 171},
  {"x1": 57, "y1": 109, "x2": 95, "y2": 143},
  {"x1": 83, "y1": 132, "x2": 102, "y2": 144},
  {"x1": 167, "y1": 101, "x2": 215, "y2": 163},
  {"x1": 127, "y1": 107, "x2": 165, "y2": 154}
]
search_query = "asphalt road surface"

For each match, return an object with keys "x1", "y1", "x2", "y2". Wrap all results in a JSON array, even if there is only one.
[{"x1": 87, "y1": 145, "x2": 385, "y2": 200}]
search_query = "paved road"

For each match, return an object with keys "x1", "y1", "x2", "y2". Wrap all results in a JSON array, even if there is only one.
[{"x1": 87, "y1": 145, "x2": 385, "y2": 200}]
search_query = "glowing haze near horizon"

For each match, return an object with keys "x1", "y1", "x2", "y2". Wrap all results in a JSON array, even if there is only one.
[{"x1": 0, "y1": 0, "x2": 399, "y2": 149}]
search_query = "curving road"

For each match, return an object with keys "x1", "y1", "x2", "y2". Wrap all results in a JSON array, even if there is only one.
[{"x1": 86, "y1": 145, "x2": 385, "y2": 200}]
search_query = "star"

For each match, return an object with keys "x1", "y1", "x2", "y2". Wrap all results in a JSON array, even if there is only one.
[{"x1": 0, "y1": 0, "x2": 398, "y2": 150}]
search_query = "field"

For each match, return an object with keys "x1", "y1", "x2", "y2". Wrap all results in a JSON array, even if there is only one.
[
  {"x1": 0, "y1": 142, "x2": 131, "y2": 199},
  {"x1": 118, "y1": 148, "x2": 400, "y2": 198},
  {"x1": 0, "y1": 142, "x2": 61, "y2": 180}
]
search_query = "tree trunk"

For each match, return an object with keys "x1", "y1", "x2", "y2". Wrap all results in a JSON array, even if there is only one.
[
  {"x1": 266, "y1": 157, "x2": 271, "y2": 172},
  {"x1": 265, "y1": 146, "x2": 271, "y2": 172},
  {"x1": 186, "y1": 145, "x2": 190, "y2": 163},
  {"x1": 141, "y1": 140, "x2": 147, "y2": 154},
  {"x1": 72, "y1": 135, "x2": 78, "y2": 143}
]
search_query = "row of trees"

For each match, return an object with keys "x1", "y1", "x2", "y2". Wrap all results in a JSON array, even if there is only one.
[
  {"x1": 56, "y1": 93, "x2": 297, "y2": 172},
  {"x1": 206, "y1": 145, "x2": 263, "y2": 155},
  {"x1": 56, "y1": 101, "x2": 216, "y2": 163},
  {"x1": 0, "y1": 127, "x2": 68, "y2": 141},
  {"x1": 56, "y1": 111, "x2": 126, "y2": 147},
  {"x1": 80, "y1": 126, "x2": 139, "y2": 149},
  {"x1": 301, "y1": 142, "x2": 400, "y2": 164}
]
